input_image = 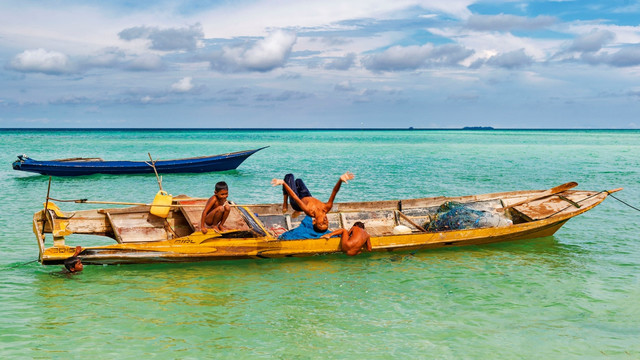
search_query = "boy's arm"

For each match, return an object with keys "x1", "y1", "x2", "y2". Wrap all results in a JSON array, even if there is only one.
[
  {"x1": 321, "y1": 228, "x2": 345, "y2": 239},
  {"x1": 365, "y1": 234, "x2": 372, "y2": 251},
  {"x1": 72, "y1": 245, "x2": 83, "y2": 257},
  {"x1": 271, "y1": 179, "x2": 311, "y2": 214},
  {"x1": 325, "y1": 172, "x2": 354, "y2": 209}
]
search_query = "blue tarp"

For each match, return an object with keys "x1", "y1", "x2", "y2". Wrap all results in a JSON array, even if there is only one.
[{"x1": 278, "y1": 216, "x2": 331, "y2": 240}]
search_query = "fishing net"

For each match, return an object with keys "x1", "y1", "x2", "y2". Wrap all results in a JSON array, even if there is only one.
[{"x1": 425, "y1": 201, "x2": 512, "y2": 232}]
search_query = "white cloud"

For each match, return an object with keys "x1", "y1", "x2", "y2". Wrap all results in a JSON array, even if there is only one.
[
  {"x1": 335, "y1": 80, "x2": 355, "y2": 91},
  {"x1": 208, "y1": 30, "x2": 297, "y2": 72},
  {"x1": 198, "y1": 0, "x2": 473, "y2": 38},
  {"x1": 171, "y1": 77, "x2": 194, "y2": 92},
  {"x1": 119, "y1": 24, "x2": 204, "y2": 51},
  {"x1": 568, "y1": 29, "x2": 615, "y2": 53},
  {"x1": 8, "y1": 48, "x2": 72, "y2": 74},
  {"x1": 363, "y1": 43, "x2": 474, "y2": 71},
  {"x1": 124, "y1": 54, "x2": 164, "y2": 71},
  {"x1": 582, "y1": 45, "x2": 640, "y2": 67},
  {"x1": 485, "y1": 49, "x2": 534, "y2": 69},
  {"x1": 325, "y1": 53, "x2": 357, "y2": 70}
]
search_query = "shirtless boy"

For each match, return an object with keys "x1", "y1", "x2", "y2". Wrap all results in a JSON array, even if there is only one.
[
  {"x1": 200, "y1": 181, "x2": 231, "y2": 234},
  {"x1": 322, "y1": 222, "x2": 372, "y2": 256},
  {"x1": 271, "y1": 172, "x2": 354, "y2": 233},
  {"x1": 63, "y1": 246, "x2": 84, "y2": 273}
]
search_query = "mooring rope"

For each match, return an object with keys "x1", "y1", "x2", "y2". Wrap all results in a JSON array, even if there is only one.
[
  {"x1": 8, "y1": 259, "x2": 38, "y2": 268},
  {"x1": 542, "y1": 190, "x2": 639, "y2": 219},
  {"x1": 608, "y1": 193, "x2": 640, "y2": 212}
]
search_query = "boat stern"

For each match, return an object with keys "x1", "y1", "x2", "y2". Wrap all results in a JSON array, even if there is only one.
[{"x1": 33, "y1": 202, "x2": 83, "y2": 264}]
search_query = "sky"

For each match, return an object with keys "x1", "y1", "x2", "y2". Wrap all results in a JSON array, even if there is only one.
[{"x1": 1, "y1": 0, "x2": 640, "y2": 128}]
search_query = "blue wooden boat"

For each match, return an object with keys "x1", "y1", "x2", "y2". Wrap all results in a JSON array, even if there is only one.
[{"x1": 12, "y1": 147, "x2": 267, "y2": 176}]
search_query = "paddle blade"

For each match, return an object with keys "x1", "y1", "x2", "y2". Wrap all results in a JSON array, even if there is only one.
[
  {"x1": 499, "y1": 181, "x2": 579, "y2": 211},
  {"x1": 549, "y1": 181, "x2": 578, "y2": 194}
]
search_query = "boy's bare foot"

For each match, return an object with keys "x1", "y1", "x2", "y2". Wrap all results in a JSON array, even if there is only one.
[{"x1": 291, "y1": 211, "x2": 301, "y2": 218}]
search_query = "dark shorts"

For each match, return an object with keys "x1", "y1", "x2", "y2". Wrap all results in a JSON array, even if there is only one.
[{"x1": 283, "y1": 174, "x2": 312, "y2": 212}]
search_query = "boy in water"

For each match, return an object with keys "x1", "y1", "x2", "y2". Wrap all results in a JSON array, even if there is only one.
[
  {"x1": 63, "y1": 246, "x2": 84, "y2": 273},
  {"x1": 322, "y1": 221, "x2": 372, "y2": 256},
  {"x1": 271, "y1": 172, "x2": 354, "y2": 236},
  {"x1": 200, "y1": 181, "x2": 231, "y2": 234}
]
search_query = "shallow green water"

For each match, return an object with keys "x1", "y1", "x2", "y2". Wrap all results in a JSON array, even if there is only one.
[{"x1": 1, "y1": 129, "x2": 639, "y2": 358}]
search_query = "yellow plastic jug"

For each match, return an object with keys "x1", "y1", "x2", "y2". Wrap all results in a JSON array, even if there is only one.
[{"x1": 150, "y1": 190, "x2": 173, "y2": 218}]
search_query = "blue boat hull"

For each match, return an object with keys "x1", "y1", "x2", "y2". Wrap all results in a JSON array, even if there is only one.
[{"x1": 12, "y1": 147, "x2": 267, "y2": 176}]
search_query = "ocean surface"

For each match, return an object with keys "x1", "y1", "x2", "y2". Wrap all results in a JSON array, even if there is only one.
[{"x1": 1, "y1": 129, "x2": 638, "y2": 359}]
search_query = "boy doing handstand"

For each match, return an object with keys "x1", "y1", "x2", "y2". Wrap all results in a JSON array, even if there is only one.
[
  {"x1": 271, "y1": 172, "x2": 354, "y2": 233},
  {"x1": 200, "y1": 181, "x2": 231, "y2": 234}
]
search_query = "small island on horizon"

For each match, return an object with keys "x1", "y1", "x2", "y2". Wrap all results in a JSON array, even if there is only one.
[{"x1": 462, "y1": 126, "x2": 494, "y2": 130}]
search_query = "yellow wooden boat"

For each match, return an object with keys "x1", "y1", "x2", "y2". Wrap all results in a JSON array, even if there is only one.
[{"x1": 33, "y1": 183, "x2": 620, "y2": 265}]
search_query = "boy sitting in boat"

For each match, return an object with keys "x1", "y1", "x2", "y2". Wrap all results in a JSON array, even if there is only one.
[
  {"x1": 200, "y1": 181, "x2": 231, "y2": 234},
  {"x1": 271, "y1": 172, "x2": 354, "y2": 239},
  {"x1": 322, "y1": 221, "x2": 372, "y2": 256}
]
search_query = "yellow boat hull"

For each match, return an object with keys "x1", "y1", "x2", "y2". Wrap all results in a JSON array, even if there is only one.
[{"x1": 34, "y1": 187, "x2": 613, "y2": 265}]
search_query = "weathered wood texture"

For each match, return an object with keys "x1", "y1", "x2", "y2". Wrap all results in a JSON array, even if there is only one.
[
  {"x1": 107, "y1": 212, "x2": 169, "y2": 243},
  {"x1": 513, "y1": 190, "x2": 599, "y2": 221}
]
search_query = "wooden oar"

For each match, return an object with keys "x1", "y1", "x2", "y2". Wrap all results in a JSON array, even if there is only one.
[{"x1": 498, "y1": 181, "x2": 578, "y2": 211}]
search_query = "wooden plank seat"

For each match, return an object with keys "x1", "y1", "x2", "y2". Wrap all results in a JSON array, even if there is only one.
[
  {"x1": 106, "y1": 212, "x2": 169, "y2": 243},
  {"x1": 340, "y1": 209, "x2": 397, "y2": 236}
]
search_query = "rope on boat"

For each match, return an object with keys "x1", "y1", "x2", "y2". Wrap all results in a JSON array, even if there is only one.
[
  {"x1": 542, "y1": 191, "x2": 607, "y2": 219},
  {"x1": 543, "y1": 189, "x2": 638, "y2": 219},
  {"x1": 608, "y1": 193, "x2": 640, "y2": 212},
  {"x1": 8, "y1": 259, "x2": 38, "y2": 268}
]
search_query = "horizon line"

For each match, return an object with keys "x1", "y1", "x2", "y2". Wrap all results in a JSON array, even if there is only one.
[{"x1": 0, "y1": 127, "x2": 638, "y2": 131}]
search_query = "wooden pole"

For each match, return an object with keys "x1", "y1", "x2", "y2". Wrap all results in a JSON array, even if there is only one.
[
  {"x1": 146, "y1": 153, "x2": 163, "y2": 191},
  {"x1": 41, "y1": 176, "x2": 52, "y2": 239},
  {"x1": 53, "y1": 198, "x2": 242, "y2": 208},
  {"x1": 396, "y1": 210, "x2": 427, "y2": 232}
]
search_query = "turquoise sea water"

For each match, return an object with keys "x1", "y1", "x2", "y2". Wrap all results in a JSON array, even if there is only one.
[{"x1": 1, "y1": 129, "x2": 639, "y2": 359}]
